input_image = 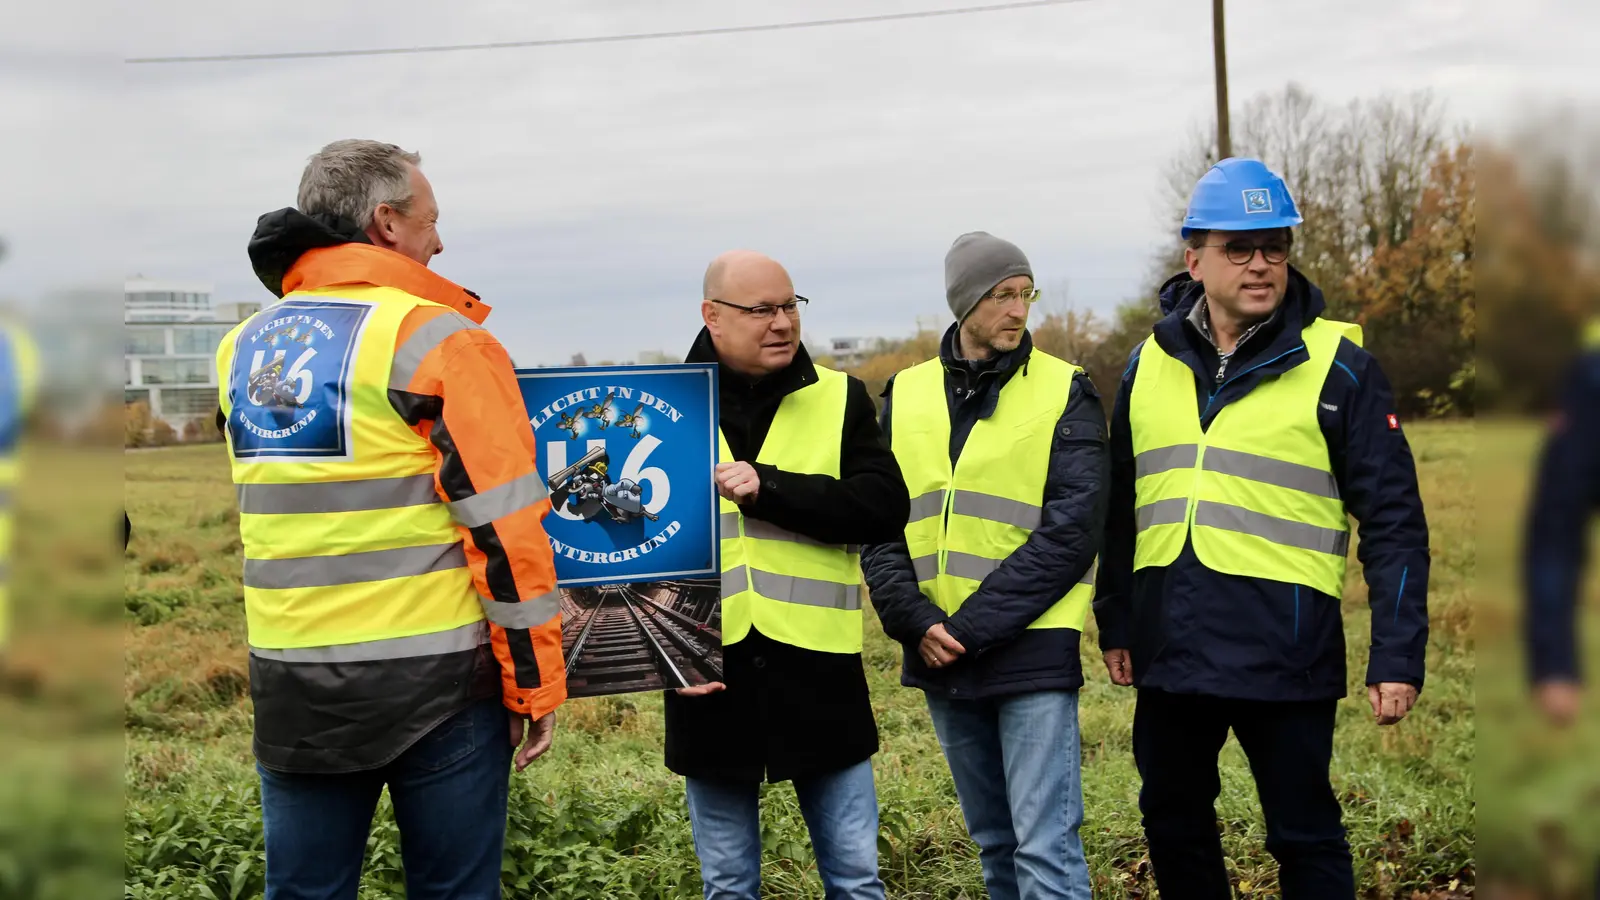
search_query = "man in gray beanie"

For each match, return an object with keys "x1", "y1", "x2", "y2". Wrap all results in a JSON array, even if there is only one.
[{"x1": 863, "y1": 232, "x2": 1109, "y2": 899}]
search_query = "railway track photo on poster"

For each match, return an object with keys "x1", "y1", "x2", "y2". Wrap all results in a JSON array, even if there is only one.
[{"x1": 559, "y1": 578, "x2": 723, "y2": 697}]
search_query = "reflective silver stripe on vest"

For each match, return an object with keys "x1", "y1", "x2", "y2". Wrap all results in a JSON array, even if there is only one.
[
  {"x1": 1136, "y1": 444, "x2": 1200, "y2": 479},
  {"x1": 951, "y1": 490, "x2": 1042, "y2": 531},
  {"x1": 448, "y1": 471, "x2": 551, "y2": 528},
  {"x1": 1201, "y1": 447, "x2": 1340, "y2": 499},
  {"x1": 907, "y1": 490, "x2": 946, "y2": 524},
  {"x1": 1136, "y1": 498, "x2": 1190, "y2": 532},
  {"x1": 244, "y1": 542, "x2": 468, "y2": 590},
  {"x1": 721, "y1": 565, "x2": 748, "y2": 596},
  {"x1": 389, "y1": 312, "x2": 482, "y2": 391},
  {"x1": 915, "y1": 553, "x2": 1093, "y2": 585},
  {"x1": 725, "y1": 514, "x2": 861, "y2": 554},
  {"x1": 479, "y1": 588, "x2": 562, "y2": 629},
  {"x1": 1194, "y1": 501, "x2": 1350, "y2": 556},
  {"x1": 237, "y1": 474, "x2": 439, "y2": 515},
  {"x1": 249, "y1": 619, "x2": 488, "y2": 663},
  {"x1": 721, "y1": 565, "x2": 861, "y2": 611},
  {"x1": 719, "y1": 511, "x2": 741, "y2": 535},
  {"x1": 944, "y1": 551, "x2": 998, "y2": 583}
]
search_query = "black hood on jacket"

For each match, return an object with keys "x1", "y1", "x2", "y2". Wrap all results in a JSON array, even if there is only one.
[{"x1": 247, "y1": 208, "x2": 371, "y2": 298}]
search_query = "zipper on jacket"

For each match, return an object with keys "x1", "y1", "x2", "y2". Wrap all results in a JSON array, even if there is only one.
[{"x1": 1200, "y1": 344, "x2": 1307, "y2": 422}]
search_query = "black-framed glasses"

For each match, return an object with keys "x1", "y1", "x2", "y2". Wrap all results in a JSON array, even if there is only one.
[
  {"x1": 1205, "y1": 237, "x2": 1292, "y2": 266},
  {"x1": 984, "y1": 286, "x2": 1041, "y2": 306},
  {"x1": 709, "y1": 295, "x2": 809, "y2": 319}
]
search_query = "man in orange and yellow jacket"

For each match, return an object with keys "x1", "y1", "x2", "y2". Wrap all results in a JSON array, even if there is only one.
[{"x1": 216, "y1": 139, "x2": 563, "y2": 899}]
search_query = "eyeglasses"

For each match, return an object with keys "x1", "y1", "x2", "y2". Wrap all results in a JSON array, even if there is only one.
[
  {"x1": 984, "y1": 286, "x2": 1041, "y2": 306},
  {"x1": 1204, "y1": 238, "x2": 1292, "y2": 266},
  {"x1": 709, "y1": 296, "x2": 809, "y2": 319}
]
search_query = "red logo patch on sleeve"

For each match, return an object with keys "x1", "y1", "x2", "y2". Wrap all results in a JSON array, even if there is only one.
[{"x1": 1386, "y1": 414, "x2": 1400, "y2": 431}]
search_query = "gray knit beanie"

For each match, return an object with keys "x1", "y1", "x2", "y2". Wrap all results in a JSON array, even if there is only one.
[{"x1": 945, "y1": 232, "x2": 1033, "y2": 323}]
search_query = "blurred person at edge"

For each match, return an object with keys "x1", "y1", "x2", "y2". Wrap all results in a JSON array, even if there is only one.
[
  {"x1": 663, "y1": 250, "x2": 910, "y2": 900},
  {"x1": 215, "y1": 140, "x2": 565, "y2": 900},
  {"x1": 1522, "y1": 316, "x2": 1600, "y2": 897},
  {"x1": 0, "y1": 301, "x2": 41, "y2": 669},
  {"x1": 1093, "y1": 158, "x2": 1431, "y2": 899}
]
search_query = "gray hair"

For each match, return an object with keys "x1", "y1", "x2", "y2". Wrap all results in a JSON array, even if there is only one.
[{"x1": 296, "y1": 139, "x2": 421, "y2": 229}]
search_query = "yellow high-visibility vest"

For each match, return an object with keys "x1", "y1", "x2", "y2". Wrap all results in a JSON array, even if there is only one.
[
  {"x1": 718, "y1": 365, "x2": 864, "y2": 654},
  {"x1": 216, "y1": 286, "x2": 491, "y2": 664},
  {"x1": 1128, "y1": 317, "x2": 1362, "y2": 597},
  {"x1": 1586, "y1": 318, "x2": 1600, "y2": 349},
  {"x1": 889, "y1": 350, "x2": 1096, "y2": 630},
  {"x1": 0, "y1": 320, "x2": 39, "y2": 650}
]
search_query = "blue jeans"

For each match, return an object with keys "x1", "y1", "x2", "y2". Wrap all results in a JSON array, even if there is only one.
[
  {"x1": 257, "y1": 696, "x2": 512, "y2": 900},
  {"x1": 925, "y1": 690, "x2": 1091, "y2": 900},
  {"x1": 683, "y1": 758, "x2": 886, "y2": 900}
]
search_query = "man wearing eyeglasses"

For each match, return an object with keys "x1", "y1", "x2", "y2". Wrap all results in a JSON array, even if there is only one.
[
  {"x1": 863, "y1": 232, "x2": 1108, "y2": 900},
  {"x1": 1093, "y1": 158, "x2": 1430, "y2": 898},
  {"x1": 663, "y1": 249, "x2": 910, "y2": 900}
]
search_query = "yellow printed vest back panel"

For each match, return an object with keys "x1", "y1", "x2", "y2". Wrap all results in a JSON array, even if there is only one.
[
  {"x1": 889, "y1": 350, "x2": 1096, "y2": 630},
  {"x1": 217, "y1": 287, "x2": 486, "y2": 661},
  {"x1": 718, "y1": 365, "x2": 864, "y2": 654},
  {"x1": 1128, "y1": 317, "x2": 1361, "y2": 596}
]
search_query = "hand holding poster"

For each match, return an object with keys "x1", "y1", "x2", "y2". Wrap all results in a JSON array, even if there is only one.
[{"x1": 516, "y1": 363, "x2": 723, "y2": 699}]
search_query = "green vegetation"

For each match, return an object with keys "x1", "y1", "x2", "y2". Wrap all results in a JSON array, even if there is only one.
[{"x1": 122, "y1": 424, "x2": 1484, "y2": 898}]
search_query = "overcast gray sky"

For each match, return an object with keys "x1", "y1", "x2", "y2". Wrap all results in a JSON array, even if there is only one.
[{"x1": 5, "y1": 0, "x2": 1597, "y2": 365}]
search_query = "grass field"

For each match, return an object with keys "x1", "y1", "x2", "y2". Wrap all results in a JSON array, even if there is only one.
[{"x1": 118, "y1": 421, "x2": 1493, "y2": 899}]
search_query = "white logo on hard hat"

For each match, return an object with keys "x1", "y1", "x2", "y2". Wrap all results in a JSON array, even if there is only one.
[{"x1": 1243, "y1": 189, "x2": 1272, "y2": 214}]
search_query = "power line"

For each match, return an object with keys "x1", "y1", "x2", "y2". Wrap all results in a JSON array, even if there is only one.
[{"x1": 125, "y1": 0, "x2": 1091, "y2": 65}]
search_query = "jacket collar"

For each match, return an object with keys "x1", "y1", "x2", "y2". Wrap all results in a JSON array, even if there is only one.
[
  {"x1": 685, "y1": 326, "x2": 819, "y2": 399},
  {"x1": 284, "y1": 244, "x2": 490, "y2": 324}
]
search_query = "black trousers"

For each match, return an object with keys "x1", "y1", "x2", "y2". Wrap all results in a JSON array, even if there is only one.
[{"x1": 1132, "y1": 688, "x2": 1354, "y2": 899}]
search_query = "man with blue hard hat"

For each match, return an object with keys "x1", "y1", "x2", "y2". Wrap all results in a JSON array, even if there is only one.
[{"x1": 1094, "y1": 157, "x2": 1431, "y2": 898}]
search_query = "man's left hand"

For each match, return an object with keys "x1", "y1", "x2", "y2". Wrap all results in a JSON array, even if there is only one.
[
  {"x1": 715, "y1": 462, "x2": 761, "y2": 503},
  {"x1": 509, "y1": 711, "x2": 556, "y2": 772},
  {"x1": 1368, "y1": 682, "x2": 1418, "y2": 726}
]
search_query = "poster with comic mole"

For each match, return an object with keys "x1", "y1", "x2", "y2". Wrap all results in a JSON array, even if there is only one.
[{"x1": 515, "y1": 363, "x2": 723, "y2": 699}]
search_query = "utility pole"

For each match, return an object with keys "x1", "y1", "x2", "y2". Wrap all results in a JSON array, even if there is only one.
[{"x1": 1212, "y1": 0, "x2": 1231, "y2": 160}]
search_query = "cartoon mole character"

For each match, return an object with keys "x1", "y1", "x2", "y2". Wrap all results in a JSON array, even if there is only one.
[
  {"x1": 602, "y1": 478, "x2": 657, "y2": 523},
  {"x1": 565, "y1": 460, "x2": 610, "y2": 521},
  {"x1": 246, "y1": 356, "x2": 304, "y2": 409}
]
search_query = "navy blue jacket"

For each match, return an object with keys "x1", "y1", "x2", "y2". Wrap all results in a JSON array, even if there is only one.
[
  {"x1": 1523, "y1": 345, "x2": 1600, "y2": 684},
  {"x1": 862, "y1": 326, "x2": 1110, "y2": 699},
  {"x1": 1094, "y1": 268, "x2": 1431, "y2": 701}
]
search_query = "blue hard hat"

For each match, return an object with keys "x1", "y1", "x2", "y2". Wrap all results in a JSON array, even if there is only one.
[{"x1": 1180, "y1": 157, "x2": 1303, "y2": 237}]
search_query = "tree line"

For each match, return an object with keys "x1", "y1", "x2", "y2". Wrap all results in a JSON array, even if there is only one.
[{"x1": 842, "y1": 84, "x2": 1599, "y2": 419}]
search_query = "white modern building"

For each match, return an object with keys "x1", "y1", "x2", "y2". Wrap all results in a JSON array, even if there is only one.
[
  {"x1": 825, "y1": 336, "x2": 878, "y2": 369},
  {"x1": 124, "y1": 278, "x2": 262, "y2": 434}
]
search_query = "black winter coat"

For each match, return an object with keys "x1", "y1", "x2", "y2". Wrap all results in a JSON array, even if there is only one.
[
  {"x1": 1093, "y1": 267, "x2": 1432, "y2": 702},
  {"x1": 861, "y1": 327, "x2": 1110, "y2": 699},
  {"x1": 662, "y1": 329, "x2": 911, "y2": 784},
  {"x1": 1523, "y1": 342, "x2": 1600, "y2": 684}
]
